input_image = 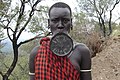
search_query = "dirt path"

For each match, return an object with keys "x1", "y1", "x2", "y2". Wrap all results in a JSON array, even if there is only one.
[{"x1": 92, "y1": 36, "x2": 120, "y2": 80}]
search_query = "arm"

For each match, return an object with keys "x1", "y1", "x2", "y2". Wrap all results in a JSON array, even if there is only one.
[
  {"x1": 78, "y1": 44, "x2": 92, "y2": 80},
  {"x1": 69, "y1": 43, "x2": 92, "y2": 80},
  {"x1": 29, "y1": 46, "x2": 39, "y2": 80}
]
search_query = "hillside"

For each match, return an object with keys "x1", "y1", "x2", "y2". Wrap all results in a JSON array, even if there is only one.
[{"x1": 92, "y1": 35, "x2": 120, "y2": 80}]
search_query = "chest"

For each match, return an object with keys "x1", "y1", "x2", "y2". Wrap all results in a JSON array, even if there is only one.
[{"x1": 67, "y1": 47, "x2": 82, "y2": 72}]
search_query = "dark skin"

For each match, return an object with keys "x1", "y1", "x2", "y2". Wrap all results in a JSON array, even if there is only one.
[{"x1": 29, "y1": 7, "x2": 92, "y2": 80}]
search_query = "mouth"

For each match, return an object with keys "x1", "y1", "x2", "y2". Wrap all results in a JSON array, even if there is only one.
[
  {"x1": 52, "y1": 28, "x2": 68, "y2": 36},
  {"x1": 57, "y1": 29, "x2": 64, "y2": 33}
]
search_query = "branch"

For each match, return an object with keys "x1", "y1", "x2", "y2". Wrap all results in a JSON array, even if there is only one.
[
  {"x1": 16, "y1": 0, "x2": 42, "y2": 40},
  {"x1": 114, "y1": 17, "x2": 120, "y2": 22},
  {"x1": 17, "y1": 63, "x2": 25, "y2": 71},
  {"x1": 100, "y1": 7, "x2": 104, "y2": 15},
  {"x1": 3, "y1": 62, "x2": 10, "y2": 69},
  {"x1": 14, "y1": 0, "x2": 25, "y2": 34},
  {"x1": 3, "y1": 18, "x2": 14, "y2": 41},
  {"x1": 0, "y1": 62, "x2": 17, "y2": 78},
  {"x1": 6, "y1": 28, "x2": 13, "y2": 41},
  {"x1": 88, "y1": 0, "x2": 94, "y2": 5},
  {"x1": 18, "y1": 32, "x2": 51, "y2": 47},
  {"x1": 17, "y1": 33, "x2": 42, "y2": 47},
  {"x1": 93, "y1": 0, "x2": 99, "y2": 14},
  {"x1": 2, "y1": 9, "x2": 19, "y2": 29},
  {"x1": 0, "y1": 71, "x2": 3, "y2": 77},
  {"x1": 5, "y1": 27, "x2": 14, "y2": 33},
  {"x1": 34, "y1": 9, "x2": 42, "y2": 12},
  {"x1": 108, "y1": 0, "x2": 120, "y2": 36},
  {"x1": 110, "y1": 0, "x2": 120, "y2": 11},
  {"x1": 17, "y1": 63, "x2": 29, "y2": 75},
  {"x1": 0, "y1": 37, "x2": 9, "y2": 42},
  {"x1": 0, "y1": 62, "x2": 10, "y2": 77},
  {"x1": 2, "y1": 11, "x2": 19, "y2": 42}
]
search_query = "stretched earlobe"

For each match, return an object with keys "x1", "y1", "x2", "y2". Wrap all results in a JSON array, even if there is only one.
[
  {"x1": 71, "y1": 25, "x2": 73, "y2": 30},
  {"x1": 48, "y1": 25, "x2": 50, "y2": 29},
  {"x1": 71, "y1": 18, "x2": 73, "y2": 30},
  {"x1": 48, "y1": 19, "x2": 50, "y2": 29}
]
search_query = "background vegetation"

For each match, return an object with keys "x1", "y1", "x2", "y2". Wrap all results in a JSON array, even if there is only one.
[{"x1": 0, "y1": 0, "x2": 120, "y2": 79}]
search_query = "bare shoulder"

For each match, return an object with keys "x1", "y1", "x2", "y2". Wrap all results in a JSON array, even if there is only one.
[
  {"x1": 75, "y1": 42, "x2": 91, "y2": 62},
  {"x1": 75, "y1": 42, "x2": 89, "y2": 48},
  {"x1": 69, "y1": 42, "x2": 90, "y2": 59},
  {"x1": 29, "y1": 45, "x2": 40, "y2": 59},
  {"x1": 74, "y1": 42, "x2": 92, "y2": 79},
  {"x1": 29, "y1": 45, "x2": 40, "y2": 73},
  {"x1": 75, "y1": 42, "x2": 91, "y2": 69},
  {"x1": 74, "y1": 42, "x2": 90, "y2": 54},
  {"x1": 68, "y1": 42, "x2": 91, "y2": 71}
]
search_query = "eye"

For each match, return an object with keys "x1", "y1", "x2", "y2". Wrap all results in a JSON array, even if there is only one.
[
  {"x1": 63, "y1": 18, "x2": 70, "y2": 23},
  {"x1": 51, "y1": 18, "x2": 59, "y2": 23}
]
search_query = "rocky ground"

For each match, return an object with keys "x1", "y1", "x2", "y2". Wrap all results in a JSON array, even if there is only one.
[{"x1": 92, "y1": 35, "x2": 120, "y2": 80}]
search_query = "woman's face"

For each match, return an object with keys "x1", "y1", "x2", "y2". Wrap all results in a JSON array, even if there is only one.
[{"x1": 48, "y1": 7, "x2": 72, "y2": 36}]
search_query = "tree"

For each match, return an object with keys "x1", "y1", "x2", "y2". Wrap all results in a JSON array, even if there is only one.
[
  {"x1": 0, "y1": 0, "x2": 10, "y2": 45},
  {"x1": 70, "y1": 9, "x2": 96, "y2": 43},
  {"x1": 76, "y1": 0, "x2": 120, "y2": 37},
  {"x1": 0, "y1": 0, "x2": 49, "y2": 79},
  {"x1": 19, "y1": 39, "x2": 39, "y2": 53}
]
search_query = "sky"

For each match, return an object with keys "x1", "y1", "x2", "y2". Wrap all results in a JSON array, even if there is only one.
[
  {"x1": 11, "y1": 0, "x2": 78, "y2": 12},
  {"x1": 39, "y1": 0, "x2": 78, "y2": 11}
]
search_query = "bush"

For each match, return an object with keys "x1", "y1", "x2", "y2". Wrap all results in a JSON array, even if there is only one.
[{"x1": 85, "y1": 32, "x2": 104, "y2": 57}]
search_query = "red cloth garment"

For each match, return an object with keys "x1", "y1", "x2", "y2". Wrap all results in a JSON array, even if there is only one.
[{"x1": 35, "y1": 37, "x2": 80, "y2": 80}]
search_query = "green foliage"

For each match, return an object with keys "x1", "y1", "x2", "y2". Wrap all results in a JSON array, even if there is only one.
[
  {"x1": 112, "y1": 24, "x2": 120, "y2": 36},
  {"x1": 0, "y1": 0, "x2": 11, "y2": 14},
  {"x1": 0, "y1": 54, "x2": 13, "y2": 75},
  {"x1": 0, "y1": 0, "x2": 119, "y2": 79},
  {"x1": 0, "y1": 0, "x2": 50, "y2": 79},
  {"x1": 0, "y1": 0, "x2": 49, "y2": 79},
  {"x1": 76, "y1": 0, "x2": 120, "y2": 36},
  {"x1": 0, "y1": 0, "x2": 11, "y2": 39},
  {"x1": 0, "y1": 0, "x2": 11, "y2": 22},
  {"x1": 73, "y1": 12, "x2": 86, "y2": 26},
  {"x1": 0, "y1": 29, "x2": 4, "y2": 38},
  {"x1": 9, "y1": 53, "x2": 29, "y2": 80},
  {"x1": 0, "y1": 53, "x2": 29, "y2": 80},
  {"x1": 28, "y1": 6, "x2": 49, "y2": 34},
  {"x1": 71, "y1": 12, "x2": 96, "y2": 43},
  {"x1": 76, "y1": 0, "x2": 115, "y2": 17}
]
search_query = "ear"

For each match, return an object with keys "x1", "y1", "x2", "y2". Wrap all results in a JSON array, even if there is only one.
[
  {"x1": 70, "y1": 18, "x2": 73, "y2": 30},
  {"x1": 48, "y1": 19, "x2": 50, "y2": 29}
]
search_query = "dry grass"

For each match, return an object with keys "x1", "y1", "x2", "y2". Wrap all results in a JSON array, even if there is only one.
[{"x1": 85, "y1": 32, "x2": 105, "y2": 57}]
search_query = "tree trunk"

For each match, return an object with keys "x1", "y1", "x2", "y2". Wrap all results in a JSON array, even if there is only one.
[
  {"x1": 103, "y1": 25, "x2": 106, "y2": 37},
  {"x1": 108, "y1": 10, "x2": 112, "y2": 36},
  {"x1": 3, "y1": 75, "x2": 8, "y2": 80},
  {"x1": 2, "y1": 41, "x2": 19, "y2": 80}
]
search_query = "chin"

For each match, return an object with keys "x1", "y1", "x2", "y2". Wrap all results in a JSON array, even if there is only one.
[{"x1": 53, "y1": 32, "x2": 68, "y2": 35}]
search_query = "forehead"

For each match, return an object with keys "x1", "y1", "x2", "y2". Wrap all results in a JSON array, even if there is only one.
[{"x1": 49, "y1": 8, "x2": 71, "y2": 18}]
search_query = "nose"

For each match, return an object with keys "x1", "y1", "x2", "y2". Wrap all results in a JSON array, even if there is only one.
[{"x1": 58, "y1": 20, "x2": 64, "y2": 29}]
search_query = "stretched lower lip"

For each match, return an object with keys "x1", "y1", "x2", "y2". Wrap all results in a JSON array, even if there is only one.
[
  {"x1": 58, "y1": 29, "x2": 64, "y2": 32},
  {"x1": 56, "y1": 28, "x2": 62, "y2": 31}
]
